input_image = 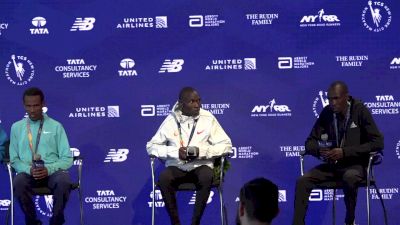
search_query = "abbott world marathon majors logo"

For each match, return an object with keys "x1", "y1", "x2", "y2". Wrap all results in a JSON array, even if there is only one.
[
  {"x1": 189, "y1": 15, "x2": 225, "y2": 27},
  {"x1": 246, "y1": 13, "x2": 278, "y2": 25},
  {"x1": 205, "y1": 58, "x2": 256, "y2": 71},
  {"x1": 54, "y1": 59, "x2": 97, "y2": 78},
  {"x1": 361, "y1": 1, "x2": 391, "y2": 32},
  {"x1": 251, "y1": 99, "x2": 291, "y2": 117},
  {"x1": 30, "y1": 17, "x2": 49, "y2": 34},
  {"x1": 278, "y1": 56, "x2": 315, "y2": 69},
  {"x1": 69, "y1": 106, "x2": 120, "y2": 118},
  {"x1": 118, "y1": 58, "x2": 138, "y2": 76},
  {"x1": 335, "y1": 55, "x2": 368, "y2": 67},
  {"x1": 231, "y1": 146, "x2": 259, "y2": 159},
  {"x1": 141, "y1": 104, "x2": 171, "y2": 117},
  {"x1": 85, "y1": 190, "x2": 127, "y2": 209},
  {"x1": 309, "y1": 189, "x2": 344, "y2": 202},
  {"x1": 4, "y1": 55, "x2": 35, "y2": 86},
  {"x1": 35, "y1": 195, "x2": 53, "y2": 217},
  {"x1": 300, "y1": 9, "x2": 340, "y2": 27},
  {"x1": 201, "y1": 103, "x2": 230, "y2": 115},
  {"x1": 116, "y1": 16, "x2": 168, "y2": 29},
  {"x1": 280, "y1": 145, "x2": 305, "y2": 157},
  {"x1": 364, "y1": 95, "x2": 400, "y2": 115},
  {"x1": 312, "y1": 91, "x2": 329, "y2": 118}
]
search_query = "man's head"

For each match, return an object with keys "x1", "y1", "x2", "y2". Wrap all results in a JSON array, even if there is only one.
[
  {"x1": 23, "y1": 87, "x2": 45, "y2": 121},
  {"x1": 237, "y1": 178, "x2": 279, "y2": 225},
  {"x1": 178, "y1": 87, "x2": 201, "y2": 117},
  {"x1": 327, "y1": 81, "x2": 349, "y2": 114}
]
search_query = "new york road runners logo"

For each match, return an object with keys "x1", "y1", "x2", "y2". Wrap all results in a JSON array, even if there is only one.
[{"x1": 5, "y1": 55, "x2": 35, "y2": 85}]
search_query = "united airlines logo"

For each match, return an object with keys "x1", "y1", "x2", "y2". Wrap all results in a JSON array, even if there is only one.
[
  {"x1": 251, "y1": 99, "x2": 292, "y2": 117},
  {"x1": 148, "y1": 190, "x2": 165, "y2": 207},
  {"x1": 116, "y1": 16, "x2": 167, "y2": 29},
  {"x1": 278, "y1": 190, "x2": 287, "y2": 202},
  {"x1": 205, "y1": 58, "x2": 256, "y2": 71},
  {"x1": 35, "y1": 195, "x2": 53, "y2": 217},
  {"x1": 118, "y1": 58, "x2": 138, "y2": 76},
  {"x1": 159, "y1": 59, "x2": 184, "y2": 73},
  {"x1": 70, "y1": 17, "x2": 96, "y2": 31},
  {"x1": 30, "y1": 17, "x2": 49, "y2": 34},
  {"x1": 361, "y1": 1, "x2": 391, "y2": 32},
  {"x1": 69, "y1": 105, "x2": 120, "y2": 118},
  {"x1": 107, "y1": 106, "x2": 120, "y2": 117},
  {"x1": 4, "y1": 55, "x2": 35, "y2": 86},
  {"x1": 300, "y1": 9, "x2": 340, "y2": 27},
  {"x1": 104, "y1": 149, "x2": 129, "y2": 163},
  {"x1": 312, "y1": 91, "x2": 329, "y2": 118}
]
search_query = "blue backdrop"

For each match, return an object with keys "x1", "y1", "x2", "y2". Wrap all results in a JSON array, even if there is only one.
[{"x1": 1, "y1": 0, "x2": 399, "y2": 224}]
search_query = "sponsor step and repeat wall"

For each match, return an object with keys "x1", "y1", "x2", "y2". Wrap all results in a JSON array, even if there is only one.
[{"x1": 0, "y1": 1, "x2": 399, "y2": 224}]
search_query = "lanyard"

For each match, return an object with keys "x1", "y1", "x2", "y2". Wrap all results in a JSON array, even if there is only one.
[
  {"x1": 27, "y1": 117, "x2": 44, "y2": 160},
  {"x1": 177, "y1": 118, "x2": 198, "y2": 147},
  {"x1": 333, "y1": 103, "x2": 351, "y2": 148}
]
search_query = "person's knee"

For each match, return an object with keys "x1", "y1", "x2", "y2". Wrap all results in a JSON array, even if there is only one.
[
  {"x1": 295, "y1": 175, "x2": 311, "y2": 188},
  {"x1": 196, "y1": 166, "x2": 213, "y2": 186},
  {"x1": 342, "y1": 171, "x2": 362, "y2": 187},
  {"x1": 159, "y1": 169, "x2": 174, "y2": 187},
  {"x1": 13, "y1": 173, "x2": 31, "y2": 194},
  {"x1": 52, "y1": 171, "x2": 72, "y2": 191}
]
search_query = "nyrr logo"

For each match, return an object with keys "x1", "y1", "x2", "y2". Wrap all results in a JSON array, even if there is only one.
[
  {"x1": 300, "y1": 9, "x2": 340, "y2": 27},
  {"x1": 159, "y1": 59, "x2": 184, "y2": 73},
  {"x1": 5, "y1": 55, "x2": 35, "y2": 86},
  {"x1": 70, "y1": 17, "x2": 96, "y2": 31},
  {"x1": 390, "y1": 57, "x2": 400, "y2": 69},
  {"x1": 104, "y1": 149, "x2": 129, "y2": 163},
  {"x1": 0, "y1": 23, "x2": 8, "y2": 35},
  {"x1": 251, "y1": 99, "x2": 292, "y2": 117},
  {"x1": 361, "y1": 1, "x2": 391, "y2": 32},
  {"x1": 189, "y1": 191, "x2": 214, "y2": 205},
  {"x1": 118, "y1": 58, "x2": 138, "y2": 76},
  {"x1": 30, "y1": 17, "x2": 49, "y2": 34},
  {"x1": 395, "y1": 140, "x2": 400, "y2": 160},
  {"x1": 35, "y1": 195, "x2": 53, "y2": 217},
  {"x1": 312, "y1": 91, "x2": 329, "y2": 118},
  {"x1": 0, "y1": 199, "x2": 11, "y2": 210},
  {"x1": 278, "y1": 190, "x2": 287, "y2": 202},
  {"x1": 148, "y1": 190, "x2": 165, "y2": 207}
]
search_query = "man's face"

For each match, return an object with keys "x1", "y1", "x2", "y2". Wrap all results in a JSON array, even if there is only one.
[
  {"x1": 181, "y1": 91, "x2": 201, "y2": 117},
  {"x1": 327, "y1": 85, "x2": 348, "y2": 114},
  {"x1": 24, "y1": 95, "x2": 44, "y2": 121}
]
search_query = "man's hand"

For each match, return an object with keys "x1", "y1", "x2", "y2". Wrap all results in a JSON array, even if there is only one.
[
  {"x1": 320, "y1": 148, "x2": 343, "y2": 162},
  {"x1": 30, "y1": 167, "x2": 49, "y2": 180},
  {"x1": 179, "y1": 147, "x2": 187, "y2": 161}
]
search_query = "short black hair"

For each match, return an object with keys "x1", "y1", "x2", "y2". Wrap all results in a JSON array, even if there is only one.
[
  {"x1": 23, "y1": 87, "x2": 45, "y2": 102},
  {"x1": 239, "y1": 177, "x2": 279, "y2": 223},
  {"x1": 329, "y1": 81, "x2": 348, "y2": 94},
  {"x1": 178, "y1": 87, "x2": 197, "y2": 102}
]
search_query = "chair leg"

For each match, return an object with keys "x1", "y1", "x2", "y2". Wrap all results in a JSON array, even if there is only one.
[
  {"x1": 372, "y1": 183, "x2": 388, "y2": 225},
  {"x1": 150, "y1": 158, "x2": 155, "y2": 225},
  {"x1": 7, "y1": 163, "x2": 13, "y2": 225},
  {"x1": 218, "y1": 187, "x2": 225, "y2": 225},
  {"x1": 6, "y1": 203, "x2": 10, "y2": 225},
  {"x1": 366, "y1": 185, "x2": 371, "y2": 225},
  {"x1": 79, "y1": 188, "x2": 84, "y2": 225},
  {"x1": 332, "y1": 189, "x2": 336, "y2": 225}
]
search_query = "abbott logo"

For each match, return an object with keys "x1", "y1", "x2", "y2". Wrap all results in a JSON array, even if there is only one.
[
  {"x1": 70, "y1": 17, "x2": 96, "y2": 31},
  {"x1": 107, "y1": 106, "x2": 120, "y2": 117},
  {"x1": 309, "y1": 189, "x2": 323, "y2": 201},
  {"x1": 231, "y1": 147, "x2": 237, "y2": 159},
  {"x1": 141, "y1": 105, "x2": 155, "y2": 117},
  {"x1": 104, "y1": 149, "x2": 129, "y2": 162},
  {"x1": 159, "y1": 59, "x2": 184, "y2": 73},
  {"x1": 189, "y1": 15, "x2": 203, "y2": 27},
  {"x1": 278, "y1": 57, "x2": 293, "y2": 69}
]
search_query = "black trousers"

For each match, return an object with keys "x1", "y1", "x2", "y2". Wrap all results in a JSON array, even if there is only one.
[
  {"x1": 13, "y1": 170, "x2": 72, "y2": 225},
  {"x1": 158, "y1": 165, "x2": 213, "y2": 225},
  {"x1": 293, "y1": 163, "x2": 365, "y2": 225}
]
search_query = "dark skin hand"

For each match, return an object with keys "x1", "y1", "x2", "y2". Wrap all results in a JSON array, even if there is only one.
[
  {"x1": 320, "y1": 148, "x2": 344, "y2": 162},
  {"x1": 30, "y1": 167, "x2": 49, "y2": 180},
  {"x1": 179, "y1": 147, "x2": 187, "y2": 161}
]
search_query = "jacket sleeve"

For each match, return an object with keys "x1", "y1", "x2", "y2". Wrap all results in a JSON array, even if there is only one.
[
  {"x1": 45, "y1": 124, "x2": 73, "y2": 175},
  {"x1": 0, "y1": 126, "x2": 8, "y2": 162},
  {"x1": 10, "y1": 124, "x2": 32, "y2": 174},
  {"x1": 198, "y1": 117, "x2": 232, "y2": 159},
  {"x1": 146, "y1": 117, "x2": 179, "y2": 160},
  {"x1": 343, "y1": 106, "x2": 384, "y2": 158}
]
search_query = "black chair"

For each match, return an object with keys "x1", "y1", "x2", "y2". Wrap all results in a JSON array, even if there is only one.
[
  {"x1": 150, "y1": 154, "x2": 229, "y2": 225},
  {"x1": 2, "y1": 140, "x2": 84, "y2": 225},
  {"x1": 299, "y1": 151, "x2": 388, "y2": 225}
]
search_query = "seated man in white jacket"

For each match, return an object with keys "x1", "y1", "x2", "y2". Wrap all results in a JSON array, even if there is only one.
[{"x1": 147, "y1": 87, "x2": 232, "y2": 225}]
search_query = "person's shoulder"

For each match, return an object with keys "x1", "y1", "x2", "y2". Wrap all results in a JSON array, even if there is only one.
[
  {"x1": 351, "y1": 98, "x2": 368, "y2": 112},
  {"x1": 11, "y1": 118, "x2": 25, "y2": 130},
  {"x1": 44, "y1": 115, "x2": 64, "y2": 128},
  {"x1": 199, "y1": 109, "x2": 217, "y2": 121}
]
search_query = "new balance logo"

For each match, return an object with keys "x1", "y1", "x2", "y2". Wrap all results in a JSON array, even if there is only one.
[
  {"x1": 189, "y1": 191, "x2": 214, "y2": 205},
  {"x1": 70, "y1": 17, "x2": 96, "y2": 31},
  {"x1": 104, "y1": 149, "x2": 129, "y2": 162},
  {"x1": 159, "y1": 59, "x2": 184, "y2": 73}
]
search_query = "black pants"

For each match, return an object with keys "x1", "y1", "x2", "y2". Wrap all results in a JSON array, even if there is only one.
[
  {"x1": 293, "y1": 164, "x2": 365, "y2": 225},
  {"x1": 158, "y1": 165, "x2": 213, "y2": 225},
  {"x1": 13, "y1": 170, "x2": 72, "y2": 225}
]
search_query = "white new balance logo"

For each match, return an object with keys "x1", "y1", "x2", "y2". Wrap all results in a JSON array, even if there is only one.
[
  {"x1": 189, "y1": 191, "x2": 214, "y2": 205},
  {"x1": 159, "y1": 59, "x2": 184, "y2": 73},
  {"x1": 70, "y1": 17, "x2": 96, "y2": 31},
  {"x1": 104, "y1": 149, "x2": 129, "y2": 162}
]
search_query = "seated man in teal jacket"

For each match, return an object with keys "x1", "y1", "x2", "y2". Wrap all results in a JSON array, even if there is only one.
[
  {"x1": 0, "y1": 124, "x2": 8, "y2": 162},
  {"x1": 10, "y1": 87, "x2": 73, "y2": 225}
]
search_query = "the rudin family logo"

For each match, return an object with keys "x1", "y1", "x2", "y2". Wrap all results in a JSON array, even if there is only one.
[
  {"x1": 35, "y1": 195, "x2": 53, "y2": 217},
  {"x1": 104, "y1": 149, "x2": 129, "y2": 163},
  {"x1": 280, "y1": 145, "x2": 305, "y2": 157},
  {"x1": 369, "y1": 187, "x2": 399, "y2": 200},
  {"x1": 189, "y1": 191, "x2": 214, "y2": 205},
  {"x1": 70, "y1": 148, "x2": 82, "y2": 165},
  {"x1": 278, "y1": 56, "x2": 315, "y2": 69},
  {"x1": 396, "y1": 140, "x2": 400, "y2": 160},
  {"x1": 362, "y1": 1, "x2": 391, "y2": 32},
  {"x1": 300, "y1": 9, "x2": 340, "y2": 27},
  {"x1": 141, "y1": 104, "x2": 171, "y2": 117},
  {"x1": 30, "y1": 17, "x2": 49, "y2": 34},
  {"x1": 231, "y1": 146, "x2": 259, "y2": 159},
  {"x1": 5, "y1": 55, "x2": 35, "y2": 86},
  {"x1": 116, "y1": 16, "x2": 167, "y2": 29},
  {"x1": 0, "y1": 22, "x2": 8, "y2": 35},
  {"x1": 69, "y1": 106, "x2": 120, "y2": 118},
  {"x1": 246, "y1": 13, "x2": 278, "y2": 25},
  {"x1": 309, "y1": 189, "x2": 344, "y2": 202},
  {"x1": 54, "y1": 59, "x2": 97, "y2": 78},
  {"x1": 364, "y1": 95, "x2": 400, "y2": 115},
  {"x1": 390, "y1": 57, "x2": 400, "y2": 69},
  {"x1": 335, "y1": 55, "x2": 368, "y2": 67},
  {"x1": 312, "y1": 91, "x2": 329, "y2": 118},
  {"x1": 189, "y1": 15, "x2": 225, "y2": 27},
  {"x1": 0, "y1": 199, "x2": 11, "y2": 211},
  {"x1": 205, "y1": 58, "x2": 256, "y2": 71},
  {"x1": 70, "y1": 17, "x2": 96, "y2": 31},
  {"x1": 159, "y1": 59, "x2": 184, "y2": 73},
  {"x1": 251, "y1": 99, "x2": 292, "y2": 117},
  {"x1": 201, "y1": 103, "x2": 230, "y2": 115},
  {"x1": 279, "y1": 190, "x2": 287, "y2": 202},
  {"x1": 148, "y1": 190, "x2": 165, "y2": 207},
  {"x1": 118, "y1": 58, "x2": 138, "y2": 76},
  {"x1": 85, "y1": 190, "x2": 127, "y2": 209}
]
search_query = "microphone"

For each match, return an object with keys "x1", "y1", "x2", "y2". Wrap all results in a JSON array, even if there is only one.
[
  {"x1": 318, "y1": 134, "x2": 332, "y2": 148},
  {"x1": 33, "y1": 154, "x2": 45, "y2": 169}
]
